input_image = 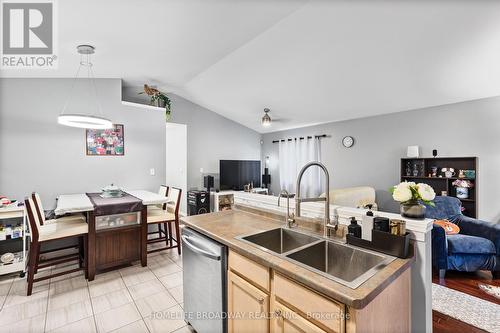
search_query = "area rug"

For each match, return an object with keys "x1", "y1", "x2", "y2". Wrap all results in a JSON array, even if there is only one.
[{"x1": 432, "y1": 283, "x2": 500, "y2": 333}]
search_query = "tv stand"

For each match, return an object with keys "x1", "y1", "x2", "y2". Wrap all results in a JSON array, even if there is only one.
[{"x1": 211, "y1": 189, "x2": 269, "y2": 212}]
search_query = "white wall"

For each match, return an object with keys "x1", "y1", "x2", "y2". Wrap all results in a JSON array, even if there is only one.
[
  {"x1": 261, "y1": 96, "x2": 500, "y2": 222},
  {"x1": 0, "y1": 78, "x2": 165, "y2": 208},
  {"x1": 0, "y1": 79, "x2": 262, "y2": 210},
  {"x1": 170, "y1": 94, "x2": 262, "y2": 191},
  {"x1": 123, "y1": 88, "x2": 262, "y2": 192},
  {"x1": 165, "y1": 123, "x2": 187, "y2": 215}
]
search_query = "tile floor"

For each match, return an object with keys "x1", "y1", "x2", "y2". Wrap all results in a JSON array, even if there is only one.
[{"x1": 0, "y1": 245, "x2": 194, "y2": 333}]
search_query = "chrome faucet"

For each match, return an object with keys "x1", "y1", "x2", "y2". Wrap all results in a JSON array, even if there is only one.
[
  {"x1": 295, "y1": 161, "x2": 337, "y2": 237},
  {"x1": 278, "y1": 190, "x2": 296, "y2": 228}
]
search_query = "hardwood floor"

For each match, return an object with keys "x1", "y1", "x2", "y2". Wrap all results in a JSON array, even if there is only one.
[
  {"x1": 432, "y1": 270, "x2": 499, "y2": 333},
  {"x1": 433, "y1": 311, "x2": 487, "y2": 333}
]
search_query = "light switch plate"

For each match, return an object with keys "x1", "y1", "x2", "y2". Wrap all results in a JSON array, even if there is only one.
[{"x1": 150, "y1": 168, "x2": 155, "y2": 176}]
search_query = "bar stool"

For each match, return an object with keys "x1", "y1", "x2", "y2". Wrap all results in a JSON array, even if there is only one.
[
  {"x1": 32, "y1": 192, "x2": 87, "y2": 265},
  {"x1": 147, "y1": 186, "x2": 169, "y2": 241},
  {"x1": 147, "y1": 187, "x2": 182, "y2": 254},
  {"x1": 25, "y1": 197, "x2": 88, "y2": 296}
]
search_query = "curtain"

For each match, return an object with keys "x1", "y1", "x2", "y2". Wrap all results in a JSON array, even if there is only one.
[{"x1": 278, "y1": 138, "x2": 323, "y2": 197}]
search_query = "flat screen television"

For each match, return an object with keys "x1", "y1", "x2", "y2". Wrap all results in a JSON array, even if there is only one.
[{"x1": 220, "y1": 160, "x2": 261, "y2": 191}]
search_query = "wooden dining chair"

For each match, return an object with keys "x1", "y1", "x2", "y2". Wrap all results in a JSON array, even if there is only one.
[
  {"x1": 147, "y1": 187, "x2": 182, "y2": 254},
  {"x1": 25, "y1": 197, "x2": 88, "y2": 296},
  {"x1": 32, "y1": 192, "x2": 86, "y2": 225}
]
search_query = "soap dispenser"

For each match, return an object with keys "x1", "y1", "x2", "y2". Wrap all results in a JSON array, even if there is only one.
[
  {"x1": 348, "y1": 217, "x2": 362, "y2": 238},
  {"x1": 362, "y1": 205, "x2": 374, "y2": 241}
]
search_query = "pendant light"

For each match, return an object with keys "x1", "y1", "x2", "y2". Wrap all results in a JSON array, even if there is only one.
[
  {"x1": 57, "y1": 45, "x2": 112, "y2": 129},
  {"x1": 262, "y1": 108, "x2": 272, "y2": 127}
]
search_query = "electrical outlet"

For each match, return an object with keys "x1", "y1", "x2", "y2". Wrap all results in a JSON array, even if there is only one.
[
  {"x1": 150, "y1": 168, "x2": 155, "y2": 176},
  {"x1": 200, "y1": 168, "x2": 204, "y2": 173}
]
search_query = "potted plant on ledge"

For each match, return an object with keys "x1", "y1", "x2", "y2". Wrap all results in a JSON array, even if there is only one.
[
  {"x1": 139, "y1": 84, "x2": 172, "y2": 121},
  {"x1": 452, "y1": 179, "x2": 474, "y2": 199},
  {"x1": 390, "y1": 181, "x2": 436, "y2": 219}
]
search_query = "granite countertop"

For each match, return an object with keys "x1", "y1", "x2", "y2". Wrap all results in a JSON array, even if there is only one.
[{"x1": 181, "y1": 209, "x2": 415, "y2": 309}]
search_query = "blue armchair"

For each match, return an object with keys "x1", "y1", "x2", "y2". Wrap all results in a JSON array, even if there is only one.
[{"x1": 425, "y1": 196, "x2": 500, "y2": 278}]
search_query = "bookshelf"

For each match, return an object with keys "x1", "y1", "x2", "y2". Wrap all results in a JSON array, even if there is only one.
[{"x1": 400, "y1": 157, "x2": 477, "y2": 218}]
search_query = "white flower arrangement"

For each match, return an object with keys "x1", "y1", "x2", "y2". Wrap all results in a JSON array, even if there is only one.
[{"x1": 390, "y1": 181, "x2": 436, "y2": 206}]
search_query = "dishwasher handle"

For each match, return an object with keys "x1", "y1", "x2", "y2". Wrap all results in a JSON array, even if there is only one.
[{"x1": 181, "y1": 235, "x2": 221, "y2": 261}]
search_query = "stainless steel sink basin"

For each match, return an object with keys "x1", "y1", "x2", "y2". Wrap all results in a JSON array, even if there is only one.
[
  {"x1": 286, "y1": 240, "x2": 395, "y2": 289},
  {"x1": 237, "y1": 228, "x2": 320, "y2": 254},
  {"x1": 236, "y1": 228, "x2": 395, "y2": 289}
]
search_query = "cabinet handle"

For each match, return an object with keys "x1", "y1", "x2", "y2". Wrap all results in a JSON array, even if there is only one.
[{"x1": 274, "y1": 309, "x2": 282, "y2": 318}]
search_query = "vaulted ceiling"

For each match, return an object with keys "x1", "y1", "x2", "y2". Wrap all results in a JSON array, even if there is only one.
[{"x1": 3, "y1": 0, "x2": 500, "y2": 133}]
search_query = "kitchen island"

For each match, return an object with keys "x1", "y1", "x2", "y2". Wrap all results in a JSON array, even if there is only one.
[
  {"x1": 230, "y1": 191, "x2": 434, "y2": 333},
  {"x1": 181, "y1": 209, "x2": 415, "y2": 333}
]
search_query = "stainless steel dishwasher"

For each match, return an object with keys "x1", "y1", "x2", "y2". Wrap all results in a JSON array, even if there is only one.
[{"x1": 182, "y1": 227, "x2": 227, "y2": 333}]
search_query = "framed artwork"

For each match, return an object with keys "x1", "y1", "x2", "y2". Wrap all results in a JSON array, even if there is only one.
[{"x1": 86, "y1": 124, "x2": 124, "y2": 156}]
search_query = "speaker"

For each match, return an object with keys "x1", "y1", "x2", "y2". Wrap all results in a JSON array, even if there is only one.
[
  {"x1": 187, "y1": 190, "x2": 210, "y2": 216},
  {"x1": 262, "y1": 167, "x2": 271, "y2": 188},
  {"x1": 204, "y1": 175, "x2": 214, "y2": 189}
]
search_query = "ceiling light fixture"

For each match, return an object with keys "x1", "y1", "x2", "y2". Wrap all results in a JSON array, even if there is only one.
[
  {"x1": 57, "y1": 45, "x2": 112, "y2": 129},
  {"x1": 262, "y1": 108, "x2": 272, "y2": 127}
]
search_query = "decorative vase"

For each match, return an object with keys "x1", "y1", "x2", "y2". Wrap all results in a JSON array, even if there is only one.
[
  {"x1": 431, "y1": 166, "x2": 438, "y2": 177},
  {"x1": 412, "y1": 166, "x2": 419, "y2": 177},
  {"x1": 456, "y1": 187, "x2": 469, "y2": 199},
  {"x1": 405, "y1": 162, "x2": 411, "y2": 176},
  {"x1": 400, "y1": 201, "x2": 426, "y2": 219}
]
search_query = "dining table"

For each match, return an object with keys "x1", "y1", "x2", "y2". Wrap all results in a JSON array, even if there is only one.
[{"x1": 55, "y1": 190, "x2": 168, "y2": 281}]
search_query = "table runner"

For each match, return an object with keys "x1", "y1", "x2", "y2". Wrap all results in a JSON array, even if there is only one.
[{"x1": 86, "y1": 192, "x2": 143, "y2": 216}]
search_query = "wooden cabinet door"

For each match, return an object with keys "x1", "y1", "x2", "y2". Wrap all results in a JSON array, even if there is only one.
[
  {"x1": 95, "y1": 226, "x2": 141, "y2": 269},
  {"x1": 228, "y1": 271, "x2": 270, "y2": 333},
  {"x1": 272, "y1": 301, "x2": 328, "y2": 333}
]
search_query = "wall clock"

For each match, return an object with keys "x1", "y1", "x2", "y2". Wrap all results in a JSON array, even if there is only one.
[{"x1": 342, "y1": 136, "x2": 354, "y2": 148}]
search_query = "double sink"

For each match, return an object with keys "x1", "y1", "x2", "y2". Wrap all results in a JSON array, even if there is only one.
[{"x1": 236, "y1": 227, "x2": 395, "y2": 289}]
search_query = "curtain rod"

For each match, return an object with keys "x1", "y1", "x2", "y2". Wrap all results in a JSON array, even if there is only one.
[{"x1": 272, "y1": 134, "x2": 327, "y2": 143}]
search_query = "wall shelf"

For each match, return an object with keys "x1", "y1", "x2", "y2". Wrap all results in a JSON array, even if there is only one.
[
  {"x1": 121, "y1": 101, "x2": 165, "y2": 112},
  {"x1": 401, "y1": 176, "x2": 475, "y2": 181}
]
